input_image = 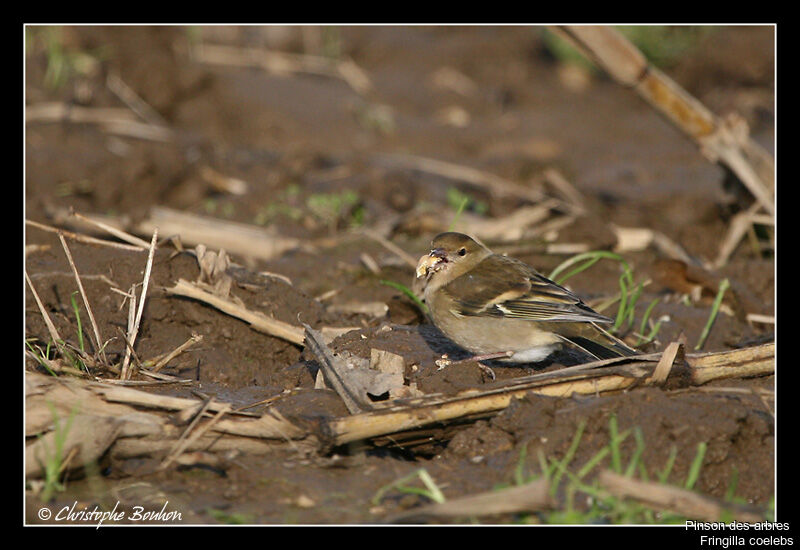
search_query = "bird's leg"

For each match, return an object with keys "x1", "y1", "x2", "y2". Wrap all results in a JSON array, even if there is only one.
[{"x1": 435, "y1": 350, "x2": 514, "y2": 370}]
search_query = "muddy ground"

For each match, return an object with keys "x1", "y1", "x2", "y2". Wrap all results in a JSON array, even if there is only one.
[{"x1": 24, "y1": 26, "x2": 775, "y2": 525}]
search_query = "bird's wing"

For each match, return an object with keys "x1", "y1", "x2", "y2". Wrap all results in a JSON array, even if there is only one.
[{"x1": 442, "y1": 254, "x2": 613, "y2": 323}]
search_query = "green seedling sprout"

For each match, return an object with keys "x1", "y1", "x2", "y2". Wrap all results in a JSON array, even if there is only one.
[{"x1": 548, "y1": 251, "x2": 646, "y2": 334}]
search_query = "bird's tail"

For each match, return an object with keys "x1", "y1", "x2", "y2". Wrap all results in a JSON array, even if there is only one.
[{"x1": 557, "y1": 322, "x2": 638, "y2": 360}]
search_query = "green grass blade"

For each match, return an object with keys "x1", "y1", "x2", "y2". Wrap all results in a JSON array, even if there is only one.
[
  {"x1": 550, "y1": 419, "x2": 587, "y2": 495},
  {"x1": 725, "y1": 467, "x2": 739, "y2": 502},
  {"x1": 577, "y1": 427, "x2": 632, "y2": 479},
  {"x1": 448, "y1": 192, "x2": 470, "y2": 231},
  {"x1": 685, "y1": 442, "x2": 707, "y2": 490},
  {"x1": 70, "y1": 291, "x2": 84, "y2": 353},
  {"x1": 609, "y1": 414, "x2": 622, "y2": 473},
  {"x1": 379, "y1": 280, "x2": 428, "y2": 314},
  {"x1": 658, "y1": 445, "x2": 678, "y2": 484},
  {"x1": 25, "y1": 340, "x2": 58, "y2": 377},
  {"x1": 695, "y1": 278, "x2": 730, "y2": 350},
  {"x1": 514, "y1": 443, "x2": 530, "y2": 485},
  {"x1": 624, "y1": 427, "x2": 645, "y2": 478},
  {"x1": 614, "y1": 275, "x2": 629, "y2": 331},
  {"x1": 637, "y1": 297, "x2": 663, "y2": 346},
  {"x1": 547, "y1": 251, "x2": 626, "y2": 284}
]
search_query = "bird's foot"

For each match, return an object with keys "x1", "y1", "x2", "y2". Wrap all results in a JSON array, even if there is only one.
[{"x1": 477, "y1": 363, "x2": 496, "y2": 381}]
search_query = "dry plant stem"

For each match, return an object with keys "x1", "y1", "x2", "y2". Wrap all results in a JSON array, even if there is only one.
[
  {"x1": 26, "y1": 102, "x2": 137, "y2": 125},
  {"x1": 689, "y1": 343, "x2": 774, "y2": 385},
  {"x1": 24, "y1": 350, "x2": 86, "y2": 377},
  {"x1": 136, "y1": 206, "x2": 300, "y2": 262},
  {"x1": 26, "y1": 102, "x2": 173, "y2": 141},
  {"x1": 30, "y1": 271, "x2": 120, "y2": 289},
  {"x1": 161, "y1": 401, "x2": 232, "y2": 470},
  {"x1": 612, "y1": 224, "x2": 700, "y2": 267},
  {"x1": 166, "y1": 397, "x2": 215, "y2": 452},
  {"x1": 303, "y1": 323, "x2": 371, "y2": 414},
  {"x1": 543, "y1": 167, "x2": 586, "y2": 212},
  {"x1": 26, "y1": 371, "x2": 301, "y2": 432},
  {"x1": 151, "y1": 333, "x2": 204, "y2": 373},
  {"x1": 24, "y1": 371, "x2": 308, "y2": 474},
  {"x1": 325, "y1": 343, "x2": 773, "y2": 446},
  {"x1": 714, "y1": 202, "x2": 772, "y2": 268},
  {"x1": 116, "y1": 324, "x2": 144, "y2": 373},
  {"x1": 106, "y1": 72, "x2": 169, "y2": 128},
  {"x1": 453, "y1": 200, "x2": 560, "y2": 242},
  {"x1": 358, "y1": 230, "x2": 418, "y2": 268},
  {"x1": 648, "y1": 341, "x2": 682, "y2": 385},
  {"x1": 746, "y1": 313, "x2": 774, "y2": 325},
  {"x1": 69, "y1": 211, "x2": 151, "y2": 249},
  {"x1": 99, "y1": 377, "x2": 193, "y2": 386},
  {"x1": 166, "y1": 279, "x2": 305, "y2": 345},
  {"x1": 121, "y1": 230, "x2": 158, "y2": 379},
  {"x1": 25, "y1": 272, "x2": 65, "y2": 353},
  {"x1": 598, "y1": 470, "x2": 766, "y2": 523},
  {"x1": 553, "y1": 25, "x2": 773, "y2": 216},
  {"x1": 108, "y1": 327, "x2": 191, "y2": 383},
  {"x1": 58, "y1": 233, "x2": 107, "y2": 365},
  {"x1": 191, "y1": 42, "x2": 372, "y2": 95},
  {"x1": 372, "y1": 153, "x2": 574, "y2": 211},
  {"x1": 387, "y1": 478, "x2": 554, "y2": 523},
  {"x1": 26, "y1": 219, "x2": 146, "y2": 252}
]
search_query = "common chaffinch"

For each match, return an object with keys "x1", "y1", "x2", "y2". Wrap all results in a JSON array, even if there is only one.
[{"x1": 416, "y1": 232, "x2": 637, "y2": 362}]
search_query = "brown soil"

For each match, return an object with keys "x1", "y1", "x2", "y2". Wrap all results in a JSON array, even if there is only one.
[{"x1": 24, "y1": 25, "x2": 775, "y2": 525}]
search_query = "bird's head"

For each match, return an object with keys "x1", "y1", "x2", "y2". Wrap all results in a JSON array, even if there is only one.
[{"x1": 416, "y1": 232, "x2": 490, "y2": 282}]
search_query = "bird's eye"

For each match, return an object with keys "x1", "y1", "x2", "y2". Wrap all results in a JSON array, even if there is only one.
[{"x1": 458, "y1": 247, "x2": 467, "y2": 256}]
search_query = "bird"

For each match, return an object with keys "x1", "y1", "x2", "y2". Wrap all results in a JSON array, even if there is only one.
[{"x1": 415, "y1": 232, "x2": 638, "y2": 363}]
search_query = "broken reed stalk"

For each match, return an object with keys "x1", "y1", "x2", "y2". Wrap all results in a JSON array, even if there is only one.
[
  {"x1": 551, "y1": 25, "x2": 775, "y2": 216},
  {"x1": 322, "y1": 343, "x2": 773, "y2": 447},
  {"x1": 551, "y1": 25, "x2": 773, "y2": 216}
]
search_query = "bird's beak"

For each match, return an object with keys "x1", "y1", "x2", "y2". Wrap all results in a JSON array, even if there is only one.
[{"x1": 415, "y1": 248, "x2": 447, "y2": 278}]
